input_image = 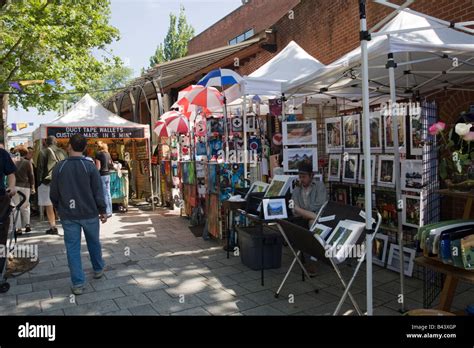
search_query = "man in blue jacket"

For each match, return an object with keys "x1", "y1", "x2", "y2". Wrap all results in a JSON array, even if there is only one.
[{"x1": 50, "y1": 134, "x2": 107, "y2": 295}]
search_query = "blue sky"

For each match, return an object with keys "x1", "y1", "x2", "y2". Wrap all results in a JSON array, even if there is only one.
[{"x1": 8, "y1": 0, "x2": 242, "y2": 135}]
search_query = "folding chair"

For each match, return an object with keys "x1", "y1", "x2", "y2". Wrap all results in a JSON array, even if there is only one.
[{"x1": 275, "y1": 201, "x2": 382, "y2": 316}]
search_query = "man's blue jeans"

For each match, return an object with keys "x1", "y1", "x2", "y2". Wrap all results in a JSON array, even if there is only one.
[
  {"x1": 62, "y1": 218, "x2": 105, "y2": 287},
  {"x1": 101, "y1": 175, "x2": 112, "y2": 216}
]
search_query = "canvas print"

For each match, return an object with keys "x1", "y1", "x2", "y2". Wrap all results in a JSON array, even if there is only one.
[
  {"x1": 209, "y1": 118, "x2": 224, "y2": 134},
  {"x1": 377, "y1": 155, "x2": 395, "y2": 187},
  {"x1": 359, "y1": 155, "x2": 376, "y2": 184},
  {"x1": 401, "y1": 160, "x2": 424, "y2": 192},
  {"x1": 343, "y1": 114, "x2": 360, "y2": 152},
  {"x1": 409, "y1": 110, "x2": 423, "y2": 156},
  {"x1": 207, "y1": 163, "x2": 219, "y2": 194},
  {"x1": 245, "y1": 181, "x2": 269, "y2": 199},
  {"x1": 330, "y1": 184, "x2": 350, "y2": 205},
  {"x1": 386, "y1": 244, "x2": 416, "y2": 277},
  {"x1": 375, "y1": 189, "x2": 398, "y2": 228},
  {"x1": 283, "y1": 147, "x2": 318, "y2": 173},
  {"x1": 373, "y1": 234, "x2": 389, "y2": 267},
  {"x1": 402, "y1": 194, "x2": 423, "y2": 228},
  {"x1": 262, "y1": 198, "x2": 288, "y2": 220},
  {"x1": 282, "y1": 121, "x2": 317, "y2": 146},
  {"x1": 383, "y1": 111, "x2": 406, "y2": 152},
  {"x1": 370, "y1": 112, "x2": 382, "y2": 151},
  {"x1": 325, "y1": 117, "x2": 342, "y2": 152},
  {"x1": 328, "y1": 154, "x2": 341, "y2": 182},
  {"x1": 342, "y1": 154, "x2": 358, "y2": 183}
]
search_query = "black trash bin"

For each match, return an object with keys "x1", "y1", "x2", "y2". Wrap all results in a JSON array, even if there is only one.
[{"x1": 237, "y1": 226, "x2": 283, "y2": 270}]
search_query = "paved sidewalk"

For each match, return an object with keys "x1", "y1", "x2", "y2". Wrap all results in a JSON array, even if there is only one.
[{"x1": 1, "y1": 207, "x2": 473, "y2": 316}]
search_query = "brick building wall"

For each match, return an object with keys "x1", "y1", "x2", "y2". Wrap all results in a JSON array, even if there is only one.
[{"x1": 187, "y1": 0, "x2": 300, "y2": 55}]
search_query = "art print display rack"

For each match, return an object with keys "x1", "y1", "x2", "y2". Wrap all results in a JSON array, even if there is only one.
[{"x1": 325, "y1": 100, "x2": 440, "y2": 281}]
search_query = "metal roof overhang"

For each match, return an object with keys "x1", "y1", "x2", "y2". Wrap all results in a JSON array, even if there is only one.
[{"x1": 105, "y1": 37, "x2": 262, "y2": 112}]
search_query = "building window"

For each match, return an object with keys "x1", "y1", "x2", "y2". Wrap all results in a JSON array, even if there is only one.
[{"x1": 228, "y1": 28, "x2": 254, "y2": 45}]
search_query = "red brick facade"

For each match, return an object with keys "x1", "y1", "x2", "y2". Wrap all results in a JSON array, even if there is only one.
[{"x1": 187, "y1": 0, "x2": 300, "y2": 55}]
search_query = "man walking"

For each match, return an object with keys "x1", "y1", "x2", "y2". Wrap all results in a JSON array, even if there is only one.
[
  {"x1": 37, "y1": 136, "x2": 67, "y2": 234},
  {"x1": 50, "y1": 134, "x2": 107, "y2": 295}
]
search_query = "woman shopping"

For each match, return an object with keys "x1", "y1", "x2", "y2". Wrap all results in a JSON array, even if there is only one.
[
  {"x1": 12, "y1": 145, "x2": 35, "y2": 234},
  {"x1": 95, "y1": 141, "x2": 113, "y2": 217}
]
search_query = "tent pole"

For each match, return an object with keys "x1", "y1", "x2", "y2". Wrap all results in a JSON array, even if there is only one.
[
  {"x1": 387, "y1": 53, "x2": 406, "y2": 313},
  {"x1": 243, "y1": 95, "x2": 248, "y2": 180},
  {"x1": 359, "y1": 0, "x2": 374, "y2": 316},
  {"x1": 147, "y1": 137, "x2": 155, "y2": 211}
]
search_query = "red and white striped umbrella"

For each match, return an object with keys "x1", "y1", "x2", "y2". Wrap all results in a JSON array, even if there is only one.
[
  {"x1": 178, "y1": 85, "x2": 223, "y2": 110},
  {"x1": 154, "y1": 120, "x2": 170, "y2": 137},
  {"x1": 160, "y1": 110, "x2": 183, "y2": 123},
  {"x1": 163, "y1": 113, "x2": 190, "y2": 135}
]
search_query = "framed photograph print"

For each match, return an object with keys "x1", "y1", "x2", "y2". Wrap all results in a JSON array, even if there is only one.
[
  {"x1": 351, "y1": 187, "x2": 366, "y2": 209},
  {"x1": 409, "y1": 110, "x2": 423, "y2": 156},
  {"x1": 331, "y1": 184, "x2": 350, "y2": 205},
  {"x1": 325, "y1": 117, "x2": 342, "y2": 153},
  {"x1": 402, "y1": 194, "x2": 423, "y2": 228},
  {"x1": 372, "y1": 234, "x2": 389, "y2": 267},
  {"x1": 401, "y1": 160, "x2": 424, "y2": 192},
  {"x1": 282, "y1": 121, "x2": 317, "y2": 146},
  {"x1": 377, "y1": 155, "x2": 395, "y2": 187},
  {"x1": 245, "y1": 181, "x2": 269, "y2": 200},
  {"x1": 342, "y1": 154, "x2": 358, "y2": 183},
  {"x1": 370, "y1": 111, "x2": 382, "y2": 151},
  {"x1": 386, "y1": 244, "x2": 416, "y2": 277},
  {"x1": 375, "y1": 189, "x2": 398, "y2": 228},
  {"x1": 383, "y1": 109, "x2": 406, "y2": 153},
  {"x1": 359, "y1": 155, "x2": 376, "y2": 184},
  {"x1": 262, "y1": 198, "x2": 288, "y2": 220},
  {"x1": 283, "y1": 147, "x2": 318, "y2": 173},
  {"x1": 328, "y1": 154, "x2": 341, "y2": 182},
  {"x1": 314, "y1": 174, "x2": 323, "y2": 182},
  {"x1": 343, "y1": 114, "x2": 361, "y2": 152},
  {"x1": 326, "y1": 219, "x2": 366, "y2": 264}
]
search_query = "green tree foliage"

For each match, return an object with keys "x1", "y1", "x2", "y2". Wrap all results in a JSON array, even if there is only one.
[
  {"x1": 149, "y1": 5, "x2": 194, "y2": 66},
  {"x1": 0, "y1": 0, "x2": 122, "y2": 113},
  {"x1": 88, "y1": 65, "x2": 133, "y2": 103}
]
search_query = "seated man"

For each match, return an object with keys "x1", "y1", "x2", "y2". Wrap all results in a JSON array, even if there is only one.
[
  {"x1": 291, "y1": 162, "x2": 327, "y2": 228},
  {"x1": 291, "y1": 162, "x2": 327, "y2": 276}
]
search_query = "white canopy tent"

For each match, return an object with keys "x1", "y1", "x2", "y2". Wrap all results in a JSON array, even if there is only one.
[
  {"x1": 283, "y1": 4, "x2": 474, "y2": 316},
  {"x1": 33, "y1": 94, "x2": 150, "y2": 140}
]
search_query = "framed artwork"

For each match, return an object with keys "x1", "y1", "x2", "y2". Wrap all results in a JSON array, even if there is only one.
[
  {"x1": 370, "y1": 111, "x2": 383, "y2": 151},
  {"x1": 402, "y1": 194, "x2": 423, "y2": 228},
  {"x1": 245, "y1": 114, "x2": 256, "y2": 132},
  {"x1": 401, "y1": 160, "x2": 424, "y2": 192},
  {"x1": 232, "y1": 116, "x2": 243, "y2": 132},
  {"x1": 325, "y1": 117, "x2": 342, "y2": 152},
  {"x1": 209, "y1": 118, "x2": 224, "y2": 134},
  {"x1": 373, "y1": 234, "x2": 389, "y2": 267},
  {"x1": 386, "y1": 244, "x2": 416, "y2": 277},
  {"x1": 314, "y1": 174, "x2": 323, "y2": 182},
  {"x1": 283, "y1": 147, "x2": 318, "y2": 173},
  {"x1": 264, "y1": 175, "x2": 296, "y2": 198},
  {"x1": 310, "y1": 223, "x2": 332, "y2": 240},
  {"x1": 375, "y1": 189, "x2": 398, "y2": 228},
  {"x1": 351, "y1": 187, "x2": 366, "y2": 209},
  {"x1": 262, "y1": 198, "x2": 288, "y2": 220},
  {"x1": 377, "y1": 155, "x2": 395, "y2": 187},
  {"x1": 342, "y1": 154, "x2": 358, "y2": 183},
  {"x1": 383, "y1": 109, "x2": 406, "y2": 153},
  {"x1": 328, "y1": 154, "x2": 341, "y2": 182},
  {"x1": 359, "y1": 155, "x2": 376, "y2": 184},
  {"x1": 331, "y1": 184, "x2": 350, "y2": 205},
  {"x1": 245, "y1": 181, "x2": 269, "y2": 199},
  {"x1": 326, "y1": 219, "x2": 366, "y2": 264},
  {"x1": 343, "y1": 114, "x2": 360, "y2": 152},
  {"x1": 282, "y1": 121, "x2": 317, "y2": 146},
  {"x1": 409, "y1": 110, "x2": 423, "y2": 156}
]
